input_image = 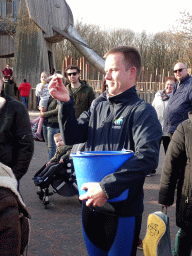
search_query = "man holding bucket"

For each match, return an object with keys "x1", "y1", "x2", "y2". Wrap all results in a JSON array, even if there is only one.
[{"x1": 49, "y1": 46, "x2": 162, "y2": 256}]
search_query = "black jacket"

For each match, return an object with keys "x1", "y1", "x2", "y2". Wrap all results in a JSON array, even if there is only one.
[
  {"x1": 163, "y1": 74, "x2": 192, "y2": 134},
  {"x1": 66, "y1": 80, "x2": 95, "y2": 118},
  {"x1": 59, "y1": 86, "x2": 162, "y2": 217},
  {"x1": 159, "y1": 111, "x2": 192, "y2": 230},
  {"x1": 0, "y1": 91, "x2": 34, "y2": 180},
  {"x1": 43, "y1": 96, "x2": 58, "y2": 124}
]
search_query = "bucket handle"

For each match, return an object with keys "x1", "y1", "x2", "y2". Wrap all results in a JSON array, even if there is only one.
[{"x1": 75, "y1": 149, "x2": 133, "y2": 156}]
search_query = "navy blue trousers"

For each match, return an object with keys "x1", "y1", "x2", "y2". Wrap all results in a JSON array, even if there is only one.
[{"x1": 82, "y1": 204, "x2": 142, "y2": 256}]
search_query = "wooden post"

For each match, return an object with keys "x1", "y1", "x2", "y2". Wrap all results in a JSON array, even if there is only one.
[
  {"x1": 85, "y1": 64, "x2": 88, "y2": 80},
  {"x1": 150, "y1": 74, "x2": 152, "y2": 91},
  {"x1": 162, "y1": 69, "x2": 165, "y2": 84},
  {"x1": 141, "y1": 67, "x2": 144, "y2": 82},
  {"x1": 155, "y1": 68, "x2": 158, "y2": 82}
]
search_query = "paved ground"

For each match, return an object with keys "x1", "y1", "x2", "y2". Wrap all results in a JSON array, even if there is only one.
[{"x1": 21, "y1": 111, "x2": 179, "y2": 256}]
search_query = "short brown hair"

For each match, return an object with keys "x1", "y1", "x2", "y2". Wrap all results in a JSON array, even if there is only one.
[
  {"x1": 104, "y1": 46, "x2": 142, "y2": 79},
  {"x1": 65, "y1": 65, "x2": 80, "y2": 77},
  {"x1": 54, "y1": 133, "x2": 62, "y2": 139},
  {"x1": 165, "y1": 76, "x2": 176, "y2": 83}
]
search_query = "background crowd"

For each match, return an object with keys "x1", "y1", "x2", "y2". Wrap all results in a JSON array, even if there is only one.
[{"x1": 0, "y1": 52, "x2": 192, "y2": 255}]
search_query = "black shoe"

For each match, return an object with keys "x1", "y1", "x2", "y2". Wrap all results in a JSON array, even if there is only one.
[{"x1": 146, "y1": 170, "x2": 156, "y2": 177}]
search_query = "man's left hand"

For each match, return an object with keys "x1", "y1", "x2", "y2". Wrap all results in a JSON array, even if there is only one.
[{"x1": 79, "y1": 182, "x2": 108, "y2": 207}]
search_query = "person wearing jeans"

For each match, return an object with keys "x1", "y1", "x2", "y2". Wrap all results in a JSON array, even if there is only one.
[
  {"x1": 43, "y1": 122, "x2": 60, "y2": 159},
  {"x1": 18, "y1": 79, "x2": 31, "y2": 108},
  {"x1": 42, "y1": 96, "x2": 59, "y2": 159}
]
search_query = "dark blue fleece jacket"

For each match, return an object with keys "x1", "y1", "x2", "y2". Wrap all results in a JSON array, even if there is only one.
[
  {"x1": 59, "y1": 86, "x2": 162, "y2": 217},
  {"x1": 163, "y1": 74, "x2": 192, "y2": 134}
]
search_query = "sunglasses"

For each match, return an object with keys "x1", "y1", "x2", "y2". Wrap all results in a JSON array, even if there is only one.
[
  {"x1": 173, "y1": 68, "x2": 185, "y2": 73},
  {"x1": 67, "y1": 72, "x2": 78, "y2": 76}
]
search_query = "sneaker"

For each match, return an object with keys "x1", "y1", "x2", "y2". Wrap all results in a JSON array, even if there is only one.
[
  {"x1": 137, "y1": 238, "x2": 143, "y2": 250},
  {"x1": 34, "y1": 177, "x2": 44, "y2": 184},
  {"x1": 146, "y1": 170, "x2": 156, "y2": 177},
  {"x1": 34, "y1": 132, "x2": 43, "y2": 141}
]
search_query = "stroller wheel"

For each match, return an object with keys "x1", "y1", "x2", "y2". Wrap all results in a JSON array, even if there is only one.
[
  {"x1": 43, "y1": 196, "x2": 49, "y2": 207},
  {"x1": 37, "y1": 187, "x2": 44, "y2": 200},
  {"x1": 38, "y1": 192, "x2": 44, "y2": 200}
]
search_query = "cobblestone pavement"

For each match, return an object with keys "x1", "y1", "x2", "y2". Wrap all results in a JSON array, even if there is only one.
[{"x1": 22, "y1": 111, "x2": 179, "y2": 256}]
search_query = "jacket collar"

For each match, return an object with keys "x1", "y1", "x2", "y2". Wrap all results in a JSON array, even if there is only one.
[{"x1": 107, "y1": 85, "x2": 139, "y2": 105}]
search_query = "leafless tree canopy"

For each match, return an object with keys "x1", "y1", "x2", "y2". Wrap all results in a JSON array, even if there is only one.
[{"x1": 55, "y1": 13, "x2": 192, "y2": 80}]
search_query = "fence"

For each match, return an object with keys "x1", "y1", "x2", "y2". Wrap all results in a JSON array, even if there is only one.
[
  {"x1": 26, "y1": 80, "x2": 161, "y2": 110},
  {"x1": 89, "y1": 80, "x2": 161, "y2": 104}
]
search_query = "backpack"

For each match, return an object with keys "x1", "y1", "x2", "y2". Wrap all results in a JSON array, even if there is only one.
[{"x1": 143, "y1": 208, "x2": 172, "y2": 256}]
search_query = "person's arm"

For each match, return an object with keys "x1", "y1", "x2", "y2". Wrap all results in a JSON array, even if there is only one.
[
  {"x1": 60, "y1": 145, "x2": 73, "y2": 161},
  {"x1": 12, "y1": 103, "x2": 34, "y2": 180},
  {"x1": 152, "y1": 91, "x2": 159, "y2": 108},
  {"x1": 42, "y1": 102, "x2": 58, "y2": 118},
  {"x1": 88, "y1": 87, "x2": 96, "y2": 108},
  {"x1": 159, "y1": 122, "x2": 186, "y2": 206},
  {"x1": 35, "y1": 83, "x2": 44, "y2": 97},
  {"x1": 59, "y1": 101, "x2": 90, "y2": 146},
  {"x1": 49, "y1": 150, "x2": 58, "y2": 163}
]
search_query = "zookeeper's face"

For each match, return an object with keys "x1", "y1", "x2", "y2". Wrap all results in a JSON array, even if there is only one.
[{"x1": 105, "y1": 53, "x2": 136, "y2": 97}]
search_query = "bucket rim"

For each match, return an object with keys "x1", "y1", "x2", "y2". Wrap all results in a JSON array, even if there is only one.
[{"x1": 71, "y1": 150, "x2": 134, "y2": 157}]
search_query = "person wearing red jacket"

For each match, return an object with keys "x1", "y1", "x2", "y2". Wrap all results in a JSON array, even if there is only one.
[
  {"x1": 18, "y1": 79, "x2": 31, "y2": 108},
  {"x1": 2, "y1": 64, "x2": 13, "y2": 79}
]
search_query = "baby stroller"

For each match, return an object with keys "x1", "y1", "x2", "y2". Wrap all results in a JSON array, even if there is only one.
[{"x1": 33, "y1": 157, "x2": 78, "y2": 208}]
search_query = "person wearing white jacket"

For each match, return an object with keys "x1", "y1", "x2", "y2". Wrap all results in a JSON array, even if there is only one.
[
  {"x1": 32, "y1": 71, "x2": 50, "y2": 141},
  {"x1": 152, "y1": 76, "x2": 175, "y2": 153}
]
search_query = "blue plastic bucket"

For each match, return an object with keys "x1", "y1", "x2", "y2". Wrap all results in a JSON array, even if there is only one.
[{"x1": 71, "y1": 150, "x2": 134, "y2": 202}]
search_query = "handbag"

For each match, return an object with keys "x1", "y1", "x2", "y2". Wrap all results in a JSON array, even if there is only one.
[{"x1": 143, "y1": 206, "x2": 172, "y2": 256}]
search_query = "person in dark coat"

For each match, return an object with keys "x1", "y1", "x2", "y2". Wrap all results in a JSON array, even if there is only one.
[
  {"x1": 2, "y1": 64, "x2": 13, "y2": 79},
  {"x1": 163, "y1": 62, "x2": 192, "y2": 137},
  {"x1": 65, "y1": 65, "x2": 95, "y2": 118},
  {"x1": 159, "y1": 110, "x2": 192, "y2": 256},
  {"x1": 0, "y1": 78, "x2": 34, "y2": 181},
  {"x1": 2, "y1": 76, "x2": 17, "y2": 98},
  {"x1": 49, "y1": 46, "x2": 162, "y2": 256}
]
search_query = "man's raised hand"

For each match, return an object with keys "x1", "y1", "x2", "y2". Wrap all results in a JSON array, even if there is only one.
[{"x1": 48, "y1": 74, "x2": 70, "y2": 102}]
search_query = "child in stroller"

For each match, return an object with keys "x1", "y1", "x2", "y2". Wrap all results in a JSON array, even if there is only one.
[{"x1": 33, "y1": 133, "x2": 78, "y2": 207}]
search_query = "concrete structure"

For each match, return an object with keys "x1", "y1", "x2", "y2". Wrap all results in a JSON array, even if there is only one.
[{"x1": 0, "y1": 0, "x2": 104, "y2": 88}]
